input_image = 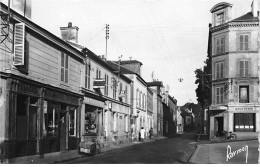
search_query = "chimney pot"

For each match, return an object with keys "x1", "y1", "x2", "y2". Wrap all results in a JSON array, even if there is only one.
[{"x1": 68, "y1": 22, "x2": 72, "y2": 27}]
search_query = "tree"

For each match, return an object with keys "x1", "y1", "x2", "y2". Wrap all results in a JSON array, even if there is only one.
[{"x1": 194, "y1": 24, "x2": 212, "y2": 134}]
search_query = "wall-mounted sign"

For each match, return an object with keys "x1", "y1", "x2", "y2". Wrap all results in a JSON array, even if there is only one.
[
  {"x1": 93, "y1": 79, "x2": 105, "y2": 89},
  {"x1": 209, "y1": 105, "x2": 227, "y2": 110},
  {"x1": 234, "y1": 107, "x2": 255, "y2": 111}
]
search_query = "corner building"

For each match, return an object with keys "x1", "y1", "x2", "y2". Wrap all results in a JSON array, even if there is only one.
[{"x1": 209, "y1": 1, "x2": 260, "y2": 140}]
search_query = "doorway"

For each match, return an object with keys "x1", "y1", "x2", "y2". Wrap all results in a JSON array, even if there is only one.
[{"x1": 215, "y1": 117, "x2": 224, "y2": 136}]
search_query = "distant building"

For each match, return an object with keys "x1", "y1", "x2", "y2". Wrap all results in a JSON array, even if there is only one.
[
  {"x1": 147, "y1": 81, "x2": 164, "y2": 137},
  {"x1": 107, "y1": 60, "x2": 147, "y2": 141}
]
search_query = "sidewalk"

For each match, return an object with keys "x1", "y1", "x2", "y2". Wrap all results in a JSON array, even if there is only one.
[
  {"x1": 188, "y1": 139, "x2": 259, "y2": 164},
  {"x1": 5, "y1": 136, "x2": 166, "y2": 164}
]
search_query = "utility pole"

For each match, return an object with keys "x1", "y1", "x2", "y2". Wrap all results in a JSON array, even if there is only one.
[
  {"x1": 105, "y1": 24, "x2": 109, "y2": 60},
  {"x1": 258, "y1": 0, "x2": 260, "y2": 162},
  {"x1": 256, "y1": 0, "x2": 260, "y2": 163}
]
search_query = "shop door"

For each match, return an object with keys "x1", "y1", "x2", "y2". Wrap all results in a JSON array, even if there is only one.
[
  {"x1": 60, "y1": 111, "x2": 67, "y2": 151},
  {"x1": 215, "y1": 117, "x2": 223, "y2": 136}
]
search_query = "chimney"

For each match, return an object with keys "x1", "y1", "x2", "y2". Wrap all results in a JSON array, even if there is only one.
[
  {"x1": 251, "y1": 0, "x2": 259, "y2": 17},
  {"x1": 101, "y1": 55, "x2": 106, "y2": 61},
  {"x1": 60, "y1": 22, "x2": 79, "y2": 43}
]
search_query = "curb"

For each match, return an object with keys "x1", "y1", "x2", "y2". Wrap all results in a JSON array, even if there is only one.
[
  {"x1": 187, "y1": 145, "x2": 200, "y2": 164},
  {"x1": 53, "y1": 139, "x2": 158, "y2": 164}
]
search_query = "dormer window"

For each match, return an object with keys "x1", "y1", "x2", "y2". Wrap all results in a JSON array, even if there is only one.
[
  {"x1": 210, "y1": 2, "x2": 232, "y2": 27},
  {"x1": 216, "y1": 12, "x2": 224, "y2": 26}
]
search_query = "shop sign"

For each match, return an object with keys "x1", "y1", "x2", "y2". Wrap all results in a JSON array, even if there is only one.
[
  {"x1": 234, "y1": 107, "x2": 255, "y2": 111},
  {"x1": 209, "y1": 105, "x2": 227, "y2": 110},
  {"x1": 93, "y1": 79, "x2": 105, "y2": 88},
  {"x1": 45, "y1": 89, "x2": 79, "y2": 105},
  {"x1": 18, "y1": 82, "x2": 38, "y2": 95}
]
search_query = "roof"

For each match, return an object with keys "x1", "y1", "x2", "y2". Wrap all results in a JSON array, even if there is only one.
[
  {"x1": 230, "y1": 12, "x2": 259, "y2": 23},
  {"x1": 147, "y1": 81, "x2": 164, "y2": 87},
  {"x1": 64, "y1": 42, "x2": 132, "y2": 83},
  {"x1": 118, "y1": 60, "x2": 143, "y2": 66},
  {"x1": 210, "y1": 2, "x2": 232, "y2": 13},
  {"x1": 107, "y1": 61, "x2": 147, "y2": 86},
  {"x1": 107, "y1": 61, "x2": 136, "y2": 74},
  {"x1": 0, "y1": 3, "x2": 84, "y2": 61}
]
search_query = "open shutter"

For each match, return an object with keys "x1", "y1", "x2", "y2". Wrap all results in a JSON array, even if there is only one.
[
  {"x1": 236, "y1": 59, "x2": 240, "y2": 77},
  {"x1": 234, "y1": 85, "x2": 239, "y2": 103},
  {"x1": 14, "y1": 23, "x2": 25, "y2": 65},
  {"x1": 249, "y1": 85, "x2": 254, "y2": 103},
  {"x1": 248, "y1": 58, "x2": 251, "y2": 77}
]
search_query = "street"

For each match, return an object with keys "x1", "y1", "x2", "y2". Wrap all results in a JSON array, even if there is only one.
[{"x1": 58, "y1": 133, "x2": 197, "y2": 164}]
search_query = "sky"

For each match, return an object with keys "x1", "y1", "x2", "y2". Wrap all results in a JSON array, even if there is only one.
[{"x1": 28, "y1": 0, "x2": 252, "y2": 106}]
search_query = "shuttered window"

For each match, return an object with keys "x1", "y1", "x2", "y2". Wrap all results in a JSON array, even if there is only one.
[
  {"x1": 234, "y1": 113, "x2": 255, "y2": 132},
  {"x1": 216, "y1": 37, "x2": 225, "y2": 54},
  {"x1": 104, "y1": 74, "x2": 109, "y2": 96},
  {"x1": 61, "y1": 53, "x2": 68, "y2": 83},
  {"x1": 85, "y1": 59, "x2": 91, "y2": 89},
  {"x1": 216, "y1": 62, "x2": 224, "y2": 79},
  {"x1": 239, "y1": 34, "x2": 249, "y2": 51},
  {"x1": 14, "y1": 23, "x2": 25, "y2": 65},
  {"x1": 125, "y1": 85, "x2": 128, "y2": 103},
  {"x1": 239, "y1": 60, "x2": 248, "y2": 77},
  {"x1": 216, "y1": 12, "x2": 224, "y2": 26},
  {"x1": 216, "y1": 87, "x2": 224, "y2": 104}
]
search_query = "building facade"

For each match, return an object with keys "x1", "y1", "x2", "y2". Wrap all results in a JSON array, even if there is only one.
[
  {"x1": 108, "y1": 60, "x2": 148, "y2": 141},
  {"x1": 147, "y1": 81, "x2": 164, "y2": 137},
  {"x1": 0, "y1": 4, "x2": 85, "y2": 162},
  {"x1": 147, "y1": 87, "x2": 154, "y2": 132},
  {"x1": 209, "y1": 1, "x2": 260, "y2": 140},
  {"x1": 60, "y1": 27, "x2": 133, "y2": 146}
]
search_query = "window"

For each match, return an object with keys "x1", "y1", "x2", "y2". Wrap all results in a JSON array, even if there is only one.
[
  {"x1": 216, "y1": 12, "x2": 224, "y2": 26},
  {"x1": 61, "y1": 53, "x2": 68, "y2": 83},
  {"x1": 239, "y1": 34, "x2": 249, "y2": 51},
  {"x1": 85, "y1": 111, "x2": 97, "y2": 135},
  {"x1": 216, "y1": 87, "x2": 224, "y2": 104},
  {"x1": 43, "y1": 102, "x2": 59, "y2": 137},
  {"x1": 216, "y1": 37, "x2": 225, "y2": 54},
  {"x1": 239, "y1": 86, "x2": 249, "y2": 103},
  {"x1": 85, "y1": 59, "x2": 91, "y2": 89},
  {"x1": 240, "y1": 60, "x2": 248, "y2": 77},
  {"x1": 69, "y1": 109, "x2": 76, "y2": 136},
  {"x1": 234, "y1": 113, "x2": 255, "y2": 132},
  {"x1": 124, "y1": 115, "x2": 128, "y2": 132},
  {"x1": 136, "y1": 89, "x2": 139, "y2": 107},
  {"x1": 112, "y1": 78, "x2": 117, "y2": 99},
  {"x1": 139, "y1": 92, "x2": 142, "y2": 109},
  {"x1": 104, "y1": 74, "x2": 109, "y2": 96},
  {"x1": 119, "y1": 82, "x2": 123, "y2": 102},
  {"x1": 216, "y1": 62, "x2": 224, "y2": 79},
  {"x1": 113, "y1": 112, "x2": 117, "y2": 132},
  {"x1": 125, "y1": 85, "x2": 128, "y2": 103},
  {"x1": 96, "y1": 68, "x2": 101, "y2": 79}
]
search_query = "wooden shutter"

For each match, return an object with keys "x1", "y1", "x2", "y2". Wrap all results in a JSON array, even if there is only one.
[
  {"x1": 14, "y1": 23, "x2": 25, "y2": 65},
  {"x1": 234, "y1": 85, "x2": 239, "y2": 103},
  {"x1": 248, "y1": 58, "x2": 251, "y2": 77},
  {"x1": 236, "y1": 59, "x2": 240, "y2": 77},
  {"x1": 249, "y1": 85, "x2": 254, "y2": 103}
]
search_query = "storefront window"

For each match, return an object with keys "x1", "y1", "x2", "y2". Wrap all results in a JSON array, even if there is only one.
[
  {"x1": 234, "y1": 113, "x2": 255, "y2": 132},
  {"x1": 69, "y1": 109, "x2": 76, "y2": 136},
  {"x1": 84, "y1": 111, "x2": 97, "y2": 135},
  {"x1": 43, "y1": 101, "x2": 59, "y2": 137}
]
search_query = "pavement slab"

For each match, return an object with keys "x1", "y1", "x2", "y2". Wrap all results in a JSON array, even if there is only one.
[{"x1": 189, "y1": 140, "x2": 259, "y2": 164}]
